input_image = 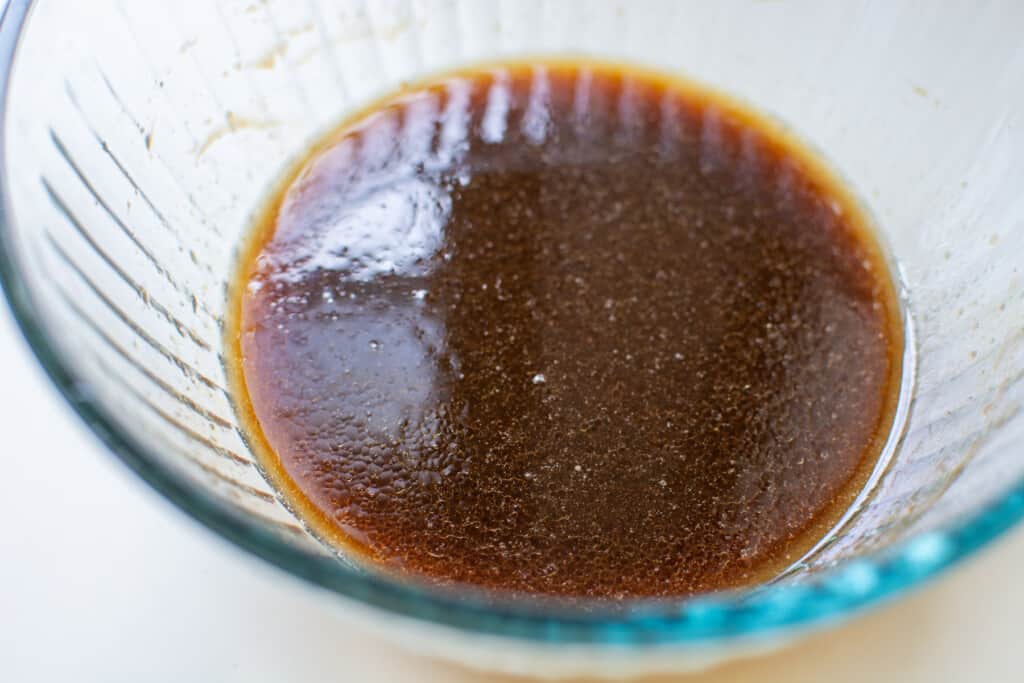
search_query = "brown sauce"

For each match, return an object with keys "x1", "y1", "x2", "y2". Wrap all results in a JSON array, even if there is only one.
[{"x1": 228, "y1": 61, "x2": 903, "y2": 598}]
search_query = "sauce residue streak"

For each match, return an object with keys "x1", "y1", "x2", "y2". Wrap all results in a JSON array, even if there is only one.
[{"x1": 227, "y1": 61, "x2": 903, "y2": 598}]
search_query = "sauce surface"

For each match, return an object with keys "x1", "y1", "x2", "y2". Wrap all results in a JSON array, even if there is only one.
[{"x1": 230, "y1": 61, "x2": 903, "y2": 598}]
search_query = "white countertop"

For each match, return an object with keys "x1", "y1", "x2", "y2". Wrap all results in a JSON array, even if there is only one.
[{"x1": 1, "y1": 301, "x2": 1021, "y2": 682}]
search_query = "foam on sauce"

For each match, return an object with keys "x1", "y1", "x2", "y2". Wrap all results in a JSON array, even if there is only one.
[{"x1": 227, "y1": 61, "x2": 903, "y2": 598}]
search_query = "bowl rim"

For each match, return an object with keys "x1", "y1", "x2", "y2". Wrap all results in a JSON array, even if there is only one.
[{"x1": 2, "y1": 0, "x2": 1023, "y2": 647}]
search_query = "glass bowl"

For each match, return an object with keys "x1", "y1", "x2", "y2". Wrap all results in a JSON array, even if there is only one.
[{"x1": 1, "y1": 0, "x2": 1023, "y2": 677}]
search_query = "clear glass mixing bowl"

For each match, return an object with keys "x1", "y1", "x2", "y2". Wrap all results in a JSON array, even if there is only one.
[{"x1": 1, "y1": 0, "x2": 1023, "y2": 677}]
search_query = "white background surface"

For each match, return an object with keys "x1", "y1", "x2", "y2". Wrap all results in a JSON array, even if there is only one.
[{"x1": 1, "y1": 302, "x2": 1022, "y2": 682}]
